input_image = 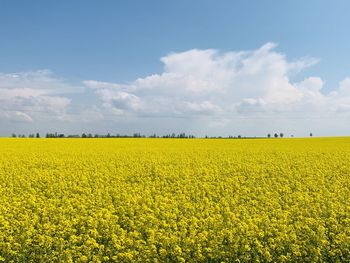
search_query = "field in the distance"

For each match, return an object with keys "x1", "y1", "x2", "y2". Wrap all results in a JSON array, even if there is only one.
[{"x1": 0, "y1": 138, "x2": 349, "y2": 262}]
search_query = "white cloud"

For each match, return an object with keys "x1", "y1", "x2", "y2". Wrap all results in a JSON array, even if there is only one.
[
  {"x1": 183, "y1": 101, "x2": 222, "y2": 115},
  {"x1": 83, "y1": 43, "x2": 350, "y2": 136},
  {"x1": 0, "y1": 111, "x2": 33, "y2": 122},
  {"x1": 0, "y1": 70, "x2": 83, "y2": 94},
  {"x1": 2, "y1": 44, "x2": 350, "y2": 136},
  {"x1": 84, "y1": 43, "x2": 321, "y2": 114},
  {"x1": 96, "y1": 89, "x2": 141, "y2": 114},
  {"x1": 0, "y1": 70, "x2": 81, "y2": 122}
]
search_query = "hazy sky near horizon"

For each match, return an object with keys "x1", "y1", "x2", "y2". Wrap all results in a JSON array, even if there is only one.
[{"x1": 1, "y1": 0, "x2": 350, "y2": 137}]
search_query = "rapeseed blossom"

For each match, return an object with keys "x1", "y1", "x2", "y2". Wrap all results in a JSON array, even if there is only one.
[{"x1": 0, "y1": 138, "x2": 349, "y2": 262}]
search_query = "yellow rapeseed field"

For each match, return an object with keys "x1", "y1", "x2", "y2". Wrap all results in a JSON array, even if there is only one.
[{"x1": 0, "y1": 138, "x2": 349, "y2": 262}]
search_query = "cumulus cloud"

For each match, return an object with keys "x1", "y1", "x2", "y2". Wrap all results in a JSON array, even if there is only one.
[
  {"x1": 0, "y1": 70, "x2": 81, "y2": 122},
  {"x1": 82, "y1": 43, "x2": 350, "y2": 135},
  {"x1": 0, "y1": 111, "x2": 33, "y2": 123},
  {"x1": 83, "y1": 43, "x2": 320, "y2": 115},
  {"x1": 2, "y1": 43, "x2": 350, "y2": 136}
]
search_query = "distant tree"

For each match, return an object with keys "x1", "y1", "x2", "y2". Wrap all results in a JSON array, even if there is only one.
[
  {"x1": 107, "y1": 133, "x2": 111, "y2": 138},
  {"x1": 11, "y1": 133, "x2": 16, "y2": 138},
  {"x1": 274, "y1": 133, "x2": 278, "y2": 138},
  {"x1": 133, "y1": 132, "x2": 141, "y2": 138},
  {"x1": 238, "y1": 135, "x2": 242, "y2": 139},
  {"x1": 267, "y1": 134, "x2": 271, "y2": 138},
  {"x1": 310, "y1": 132, "x2": 313, "y2": 137},
  {"x1": 178, "y1": 133, "x2": 187, "y2": 138},
  {"x1": 82, "y1": 133, "x2": 87, "y2": 138},
  {"x1": 36, "y1": 133, "x2": 40, "y2": 138},
  {"x1": 280, "y1": 133, "x2": 284, "y2": 138}
]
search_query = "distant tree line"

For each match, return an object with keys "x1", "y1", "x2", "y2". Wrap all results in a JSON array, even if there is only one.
[
  {"x1": 11, "y1": 132, "x2": 196, "y2": 139},
  {"x1": 267, "y1": 133, "x2": 284, "y2": 138},
  {"x1": 12, "y1": 133, "x2": 40, "y2": 138},
  {"x1": 10, "y1": 132, "x2": 314, "y2": 139}
]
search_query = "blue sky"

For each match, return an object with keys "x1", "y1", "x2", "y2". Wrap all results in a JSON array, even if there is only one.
[{"x1": 1, "y1": 1, "x2": 350, "y2": 136}]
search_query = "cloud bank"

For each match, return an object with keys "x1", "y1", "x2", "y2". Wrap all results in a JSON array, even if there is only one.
[
  {"x1": 0, "y1": 70, "x2": 83, "y2": 123},
  {"x1": 1, "y1": 43, "x2": 350, "y2": 136}
]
